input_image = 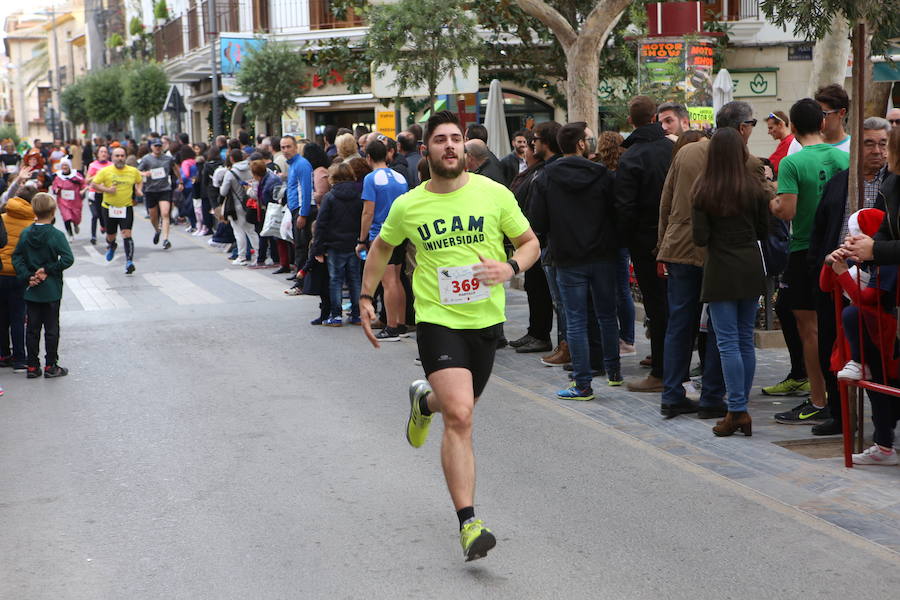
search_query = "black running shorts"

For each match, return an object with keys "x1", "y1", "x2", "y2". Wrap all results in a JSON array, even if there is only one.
[
  {"x1": 144, "y1": 190, "x2": 171, "y2": 210},
  {"x1": 101, "y1": 205, "x2": 134, "y2": 235},
  {"x1": 388, "y1": 240, "x2": 407, "y2": 265},
  {"x1": 781, "y1": 250, "x2": 816, "y2": 311},
  {"x1": 416, "y1": 322, "x2": 501, "y2": 398}
]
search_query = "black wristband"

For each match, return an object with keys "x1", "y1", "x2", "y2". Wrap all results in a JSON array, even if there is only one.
[
  {"x1": 360, "y1": 294, "x2": 375, "y2": 303},
  {"x1": 507, "y1": 258, "x2": 520, "y2": 275},
  {"x1": 357, "y1": 240, "x2": 368, "y2": 245}
]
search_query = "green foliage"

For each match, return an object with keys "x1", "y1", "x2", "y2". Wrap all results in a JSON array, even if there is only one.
[
  {"x1": 124, "y1": 62, "x2": 169, "y2": 120},
  {"x1": 760, "y1": 0, "x2": 900, "y2": 54},
  {"x1": 236, "y1": 40, "x2": 308, "y2": 126},
  {"x1": 129, "y1": 17, "x2": 145, "y2": 37},
  {"x1": 474, "y1": 0, "x2": 645, "y2": 109},
  {"x1": 83, "y1": 67, "x2": 129, "y2": 125},
  {"x1": 153, "y1": 0, "x2": 169, "y2": 21},
  {"x1": 366, "y1": 0, "x2": 482, "y2": 108},
  {"x1": 60, "y1": 77, "x2": 90, "y2": 125},
  {"x1": 0, "y1": 125, "x2": 20, "y2": 146},
  {"x1": 107, "y1": 33, "x2": 125, "y2": 48}
]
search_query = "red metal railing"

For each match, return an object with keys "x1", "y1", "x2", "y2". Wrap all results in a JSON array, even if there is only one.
[{"x1": 830, "y1": 268, "x2": 900, "y2": 467}]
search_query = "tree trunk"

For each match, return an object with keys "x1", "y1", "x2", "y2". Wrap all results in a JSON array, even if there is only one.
[
  {"x1": 807, "y1": 15, "x2": 851, "y2": 96},
  {"x1": 515, "y1": 0, "x2": 630, "y2": 134},
  {"x1": 566, "y1": 48, "x2": 601, "y2": 133}
]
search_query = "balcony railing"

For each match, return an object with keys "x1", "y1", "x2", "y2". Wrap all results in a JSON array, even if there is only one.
[
  {"x1": 703, "y1": 0, "x2": 759, "y2": 22},
  {"x1": 152, "y1": 0, "x2": 366, "y2": 63},
  {"x1": 154, "y1": 16, "x2": 184, "y2": 62},
  {"x1": 187, "y1": 6, "x2": 201, "y2": 50}
]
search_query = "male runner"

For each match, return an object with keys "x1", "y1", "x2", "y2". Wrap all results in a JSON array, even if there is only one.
[
  {"x1": 138, "y1": 138, "x2": 182, "y2": 250},
  {"x1": 91, "y1": 147, "x2": 143, "y2": 274},
  {"x1": 360, "y1": 111, "x2": 540, "y2": 561}
]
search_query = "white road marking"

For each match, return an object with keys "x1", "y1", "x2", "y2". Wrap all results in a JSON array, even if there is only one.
[
  {"x1": 218, "y1": 269, "x2": 289, "y2": 301},
  {"x1": 142, "y1": 272, "x2": 222, "y2": 305},
  {"x1": 64, "y1": 276, "x2": 130, "y2": 311},
  {"x1": 81, "y1": 244, "x2": 122, "y2": 266}
]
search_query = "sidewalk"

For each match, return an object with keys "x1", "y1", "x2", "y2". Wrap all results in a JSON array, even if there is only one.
[{"x1": 498, "y1": 288, "x2": 900, "y2": 554}]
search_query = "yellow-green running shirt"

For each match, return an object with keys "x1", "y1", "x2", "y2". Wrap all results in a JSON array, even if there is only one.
[{"x1": 378, "y1": 173, "x2": 530, "y2": 330}]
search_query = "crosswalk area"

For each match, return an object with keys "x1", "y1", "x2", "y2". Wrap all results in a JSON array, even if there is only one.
[{"x1": 62, "y1": 267, "x2": 295, "y2": 312}]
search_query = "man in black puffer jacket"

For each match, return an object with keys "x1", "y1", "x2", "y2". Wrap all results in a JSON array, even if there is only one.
[
  {"x1": 530, "y1": 121, "x2": 622, "y2": 398},
  {"x1": 614, "y1": 96, "x2": 674, "y2": 393}
]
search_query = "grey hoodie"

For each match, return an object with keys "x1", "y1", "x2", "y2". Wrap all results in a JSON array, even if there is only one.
[{"x1": 220, "y1": 159, "x2": 252, "y2": 199}]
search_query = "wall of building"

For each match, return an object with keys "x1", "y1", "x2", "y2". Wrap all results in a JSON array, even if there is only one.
[{"x1": 726, "y1": 44, "x2": 814, "y2": 158}]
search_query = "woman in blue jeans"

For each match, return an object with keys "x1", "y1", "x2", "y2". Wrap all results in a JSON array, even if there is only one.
[
  {"x1": 310, "y1": 162, "x2": 364, "y2": 326},
  {"x1": 691, "y1": 127, "x2": 770, "y2": 436}
]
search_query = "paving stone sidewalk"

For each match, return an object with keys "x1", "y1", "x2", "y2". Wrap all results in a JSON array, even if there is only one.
[{"x1": 496, "y1": 288, "x2": 900, "y2": 554}]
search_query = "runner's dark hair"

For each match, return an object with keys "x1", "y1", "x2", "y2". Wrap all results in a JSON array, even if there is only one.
[{"x1": 425, "y1": 111, "x2": 463, "y2": 144}]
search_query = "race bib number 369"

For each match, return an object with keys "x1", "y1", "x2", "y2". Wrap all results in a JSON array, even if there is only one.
[{"x1": 437, "y1": 265, "x2": 490, "y2": 305}]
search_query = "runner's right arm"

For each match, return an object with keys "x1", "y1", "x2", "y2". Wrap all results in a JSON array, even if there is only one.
[{"x1": 359, "y1": 235, "x2": 396, "y2": 348}]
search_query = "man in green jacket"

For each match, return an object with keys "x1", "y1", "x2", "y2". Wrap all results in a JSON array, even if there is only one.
[{"x1": 11, "y1": 192, "x2": 74, "y2": 378}]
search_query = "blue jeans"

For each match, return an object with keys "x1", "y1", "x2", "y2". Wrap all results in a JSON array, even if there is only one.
[
  {"x1": 543, "y1": 261, "x2": 567, "y2": 344},
  {"x1": 327, "y1": 251, "x2": 361, "y2": 319},
  {"x1": 0, "y1": 275, "x2": 26, "y2": 365},
  {"x1": 708, "y1": 299, "x2": 758, "y2": 412},
  {"x1": 556, "y1": 260, "x2": 620, "y2": 389},
  {"x1": 662, "y1": 263, "x2": 725, "y2": 406},
  {"x1": 616, "y1": 248, "x2": 635, "y2": 345}
]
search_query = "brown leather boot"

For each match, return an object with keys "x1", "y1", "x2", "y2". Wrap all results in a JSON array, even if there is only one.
[
  {"x1": 627, "y1": 374, "x2": 664, "y2": 393},
  {"x1": 541, "y1": 341, "x2": 570, "y2": 367},
  {"x1": 712, "y1": 411, "x2": 752, "y2": 437}
]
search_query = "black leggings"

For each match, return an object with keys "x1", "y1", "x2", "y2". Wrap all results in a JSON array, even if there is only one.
[{"x1": 89, "y1": 192, "x2": 103, "y2": 237}]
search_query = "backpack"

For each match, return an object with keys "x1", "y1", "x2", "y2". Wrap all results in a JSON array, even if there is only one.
[
  {"x1": 760, "y1": 214, "x2": 790, "y2": 277},
  {"x1": 228, "y1": 168, "x2": 258, "y2": 224}
]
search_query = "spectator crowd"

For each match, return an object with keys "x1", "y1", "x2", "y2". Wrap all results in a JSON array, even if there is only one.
[{"x1": 2, "y1": 85, "x2": 900, "y2": 466}]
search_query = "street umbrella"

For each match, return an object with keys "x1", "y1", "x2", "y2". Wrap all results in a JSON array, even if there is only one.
[
  {"x1": 484, "y1": 79, "x2": 510, "y2": 159},
  {"x1": 712, "y1": 68, "x2": 734, "y2": 119}
]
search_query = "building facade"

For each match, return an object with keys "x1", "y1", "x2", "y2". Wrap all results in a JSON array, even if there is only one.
[{"x1": 3, "y1": 3, "x2": 87, "y2": 142}]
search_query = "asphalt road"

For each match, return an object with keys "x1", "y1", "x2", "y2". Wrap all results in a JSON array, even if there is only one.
[{"x1": 2, "y1": 223, "x2": 899, "y2": 599}]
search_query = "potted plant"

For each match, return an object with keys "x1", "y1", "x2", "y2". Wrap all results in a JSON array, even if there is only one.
[{"x1": 153, "y1": 0, "x2": 169, "y2": 25}]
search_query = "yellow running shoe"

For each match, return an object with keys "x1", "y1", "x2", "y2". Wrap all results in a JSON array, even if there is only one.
[
  {"x1": 406, "y1": 380, "x2": 433, "y2": 448},
  {"x1": 460, "y1": 519, "x2": 496, "y2": 562}
]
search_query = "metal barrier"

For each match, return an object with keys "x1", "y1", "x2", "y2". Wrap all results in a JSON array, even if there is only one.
[{"x1": 829, "y1": 265, "x2": 899, "y2": 468}]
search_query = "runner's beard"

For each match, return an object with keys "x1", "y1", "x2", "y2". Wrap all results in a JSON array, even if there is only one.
[{"x1": 429, "y1": 154, "x2": 465, "y2": 179}]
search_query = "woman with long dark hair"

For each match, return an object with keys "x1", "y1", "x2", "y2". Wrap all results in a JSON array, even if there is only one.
[{"x1": 692, "y1": 127, "x2": 770, "y2": 437}]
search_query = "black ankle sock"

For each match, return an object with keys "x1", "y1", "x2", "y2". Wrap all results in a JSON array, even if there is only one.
[
  {"x1": 457, "y1": 506, "x2": 475, "y2": 530},
  {"x1": 124, "y1": 238, "x2": 134, "y2": 261},
  {"x1": 419, "y1": 393, "x2": 432, "y2": 416}
]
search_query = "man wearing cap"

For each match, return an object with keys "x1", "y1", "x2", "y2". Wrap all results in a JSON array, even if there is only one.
[{"x1": 138, "y1": 138, "x2": 182, "y2": 250}]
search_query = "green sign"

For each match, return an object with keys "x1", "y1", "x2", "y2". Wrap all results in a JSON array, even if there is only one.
[{"x1": 731, "y1": 71, "x2": 777, "y2": 97}]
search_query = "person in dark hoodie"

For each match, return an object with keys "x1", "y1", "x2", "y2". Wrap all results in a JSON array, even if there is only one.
[
  {"x1": 312, "y1": 162, "x2": 364, "y2": 327},
  {"x1": 530, "y1": 121, "x2": 622, "y2": 400},
  {"x1": 615, "y1": 96, "x2": 674, "y2": 393},
  {"x1": 12, "y1": 192, "x2": 74, "y2": 379}
]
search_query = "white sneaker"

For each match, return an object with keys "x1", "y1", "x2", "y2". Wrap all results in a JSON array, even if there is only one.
[
  {"x1": 619, "y1": 341, "x2": 636, "y2": 357},
  {"x1": 837, "y1": 360, "x2": 870, "y2": 381},
  {"x1": 852, "y1": 445, "x2": 899, "y2": 466},
  {"x1": 232, "y1": 257, "x2": 248, "y2": 266}
]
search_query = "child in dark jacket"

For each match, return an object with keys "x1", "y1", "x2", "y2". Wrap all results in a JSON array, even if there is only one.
[
  {"x1": 310, "y1": 162, "x2": 364, "y2": 326},
  {"x1": 12, "y1": 192, "x2": 75, "y2": 378}
]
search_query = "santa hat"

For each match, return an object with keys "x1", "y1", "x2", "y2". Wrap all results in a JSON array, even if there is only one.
[{"x1": 847, "y1": 208, "x2": 885, "y2": 238}]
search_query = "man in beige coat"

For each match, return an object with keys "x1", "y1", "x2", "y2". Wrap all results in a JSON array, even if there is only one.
[{"x1": 657, "y1": 101, "x2": 769, "y2": 419}]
